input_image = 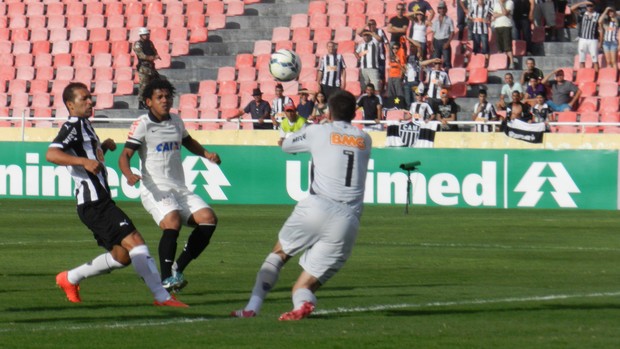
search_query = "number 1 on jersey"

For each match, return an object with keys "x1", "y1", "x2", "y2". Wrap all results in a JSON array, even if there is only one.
[{"x1": 343, "y1": 150, "x2": 354, "y2": 187}]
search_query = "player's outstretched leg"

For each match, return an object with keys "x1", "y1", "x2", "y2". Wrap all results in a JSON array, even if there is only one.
[
  {"x1": 56, "y1": 252, "x2": 126, "y2": 303},
  {"x1": 171, "y1": 224, "x2": 216, "y2": 291},
  {"x1": 231, "y1": 253, "x2": 284, "y2": 318},
  {"x1": 158, "y1": 228, "x2": 179, "y2": 282}
]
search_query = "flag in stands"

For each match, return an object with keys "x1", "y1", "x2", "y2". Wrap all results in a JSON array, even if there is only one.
[
  {"x1": 386, "y1": 120, "x2": 440, "y2": 148},
  {"x1": 503, "y1": 119, "x2": 547, "y2": 143}
]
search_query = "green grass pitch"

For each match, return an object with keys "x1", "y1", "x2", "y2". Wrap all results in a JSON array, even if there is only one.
[{"x1": 1, "y1": 200, "x2": 619, "y2": 348}]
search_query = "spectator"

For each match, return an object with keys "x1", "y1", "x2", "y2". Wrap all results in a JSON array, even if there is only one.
[
  {"x1": 406, "y1": 86, "x2": 434, "y2": 120},
  {"x1": 317, "y1": 41, "x2": 347, "y2": 100},
  {"x1": 520, "y1": 58, "x2": 545, "y2": 84},
  {"x1": 133, "y1": 27, "x2": 160, "y2": 109},
  {"x1": 425, "y1": 59, "x2": 451, "y2": 105},
  {"x1": 497, "y1": 73, "x2": 524, "y2": 110},
  {"x1": 506, "y1": 90, "x2": 533, "y2": 122},
  {"x1": 296, "y1": 89, "x2": 315, "y2": 119},
  {"x1": 356, "y1": 83, "x2": 383, "y2": 131},
  {"x1": 278, "y1": 101, "x2": 308, "y2": 146},
  {"x1": 387, "y1": 3, "x2": 411, "y2": 44},
  {"x1": 524, "y1": 76, "x2": 546, "y2": 101},
  {"x1": 355, "y1": 32, "x2": 382, "y2": 92},
  {"x1": 473, "y1": 89, "x2": 498, "y2": 132},
  {"x1": 571, "y1": 1, "x2": 602, "y2": 72},
  {"x1": 470, "y1": 0, "x2": 493, "y2": 64},
  {"x1": 358, "y1": 19, "x2": 389, "y2": 92},
  {"x1": 531, "y1": 92, "x2": 555, "y2": 123},
  {"x1": 457, "y1": 0, "x2": 472, "y2": 43},
  {"x1": 431, "y1": 89, "x2": 460, "y2": 131},
  {"x1": 407, "y1": 11, "x2": 431, "y2": 59},
  {"x1": 432, "y1": 1, "x2": 456, "y2": 69},
  {"x1": 403, "y1": 48, "x2": 437, "y2": 109},
  {"x1": 227, "y1": 88, "x2": 272, "y2": 130},
  {"x1": 407, "y1": 0, "x2": 436, "y2": 21},
  {"x1": 271, "y1": 83, "x2": 292, "y2": 129},
  {"x1": 309, "y1": 92, "x2": 330, "y2": 124},
  {"x1": 534, "y1": 0, "x2": 557, "y2": 40},
  {"x1": 386, "y1": 42, "x2": 407, "y2": 100},
  {"x1": 492, "y1": 0, "x2": 516, "y2": 69},
  {"x1": 512, "y1": 0, "x2": 534, "y2": 55},
  {"x1": 599, "y1": 7, "x2": 619, "y2": 69},
  {"x1": 541, "y1": 68, "x2": 582, "y2": 111}
]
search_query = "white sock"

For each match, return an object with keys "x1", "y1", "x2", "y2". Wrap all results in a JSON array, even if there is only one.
[
  {"x1": 292, "y1": 288, "x2": 316, "y2": 310},
  {"x1": 129, "y1": 245, "x2": 170, "y2": 302},
  {"x1": 67, "y1": 252, "x2": 125, "y2": 284},
  {"x1": 245, "y1": 253, "x2": 284, "y2": 313}
]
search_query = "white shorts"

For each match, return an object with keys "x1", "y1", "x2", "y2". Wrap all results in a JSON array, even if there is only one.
[
  {"x1": 278, "y1": 195, "x2": 360, "y2": 284},
  {"x1": 141, "y1": 183, "x2": 210, "y2": 225},
  {"x1": 578, "y1": 38, "x2": 599, "y2": 63}
]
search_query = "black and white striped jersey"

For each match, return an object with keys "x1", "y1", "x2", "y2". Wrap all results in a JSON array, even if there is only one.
[
  {"x1": 578, "y1": 10, "x2": 601, "y2": 40},
  {"x1": 49, "y1": 117, "x2": 111, "y2": 205},
  {"x1": 319, "y1": 54, "x2": 347, "y2": 87},
  {"x1": 356, "y1": 41, "x2": 380, "y2": 69}
]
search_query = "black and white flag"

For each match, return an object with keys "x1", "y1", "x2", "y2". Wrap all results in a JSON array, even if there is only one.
[
  {"x1": 503, "y1": 119, "x2": 547, "y2": 143},
  {"x1": 386, "y1": 120, "x2": 440, "y2": 148}
]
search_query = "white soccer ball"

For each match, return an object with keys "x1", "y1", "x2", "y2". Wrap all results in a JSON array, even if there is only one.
[{"x1": 269, "y1": 49, "x2": 301, "y2": 82}]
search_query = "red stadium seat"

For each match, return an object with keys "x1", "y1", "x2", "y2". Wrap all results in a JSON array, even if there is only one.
[
  {"x1": 329, "y1": 14, "x2": 348, "y2": 28},
  {"x1": 309, "y1": 13, "x2": 328, "y2": 29},
  {"x1": 51, "y1": 41, "x2": 71, "y2": 55},
  {"x1": 107, "y1": 15, "x2": 125, "y2": 29},
  {"x1": 165, "y1": 2, "x2": 184, "y2": 16},
  {"x1": 126, "y1": 2, "x2": 144, "y2": 16},
  {"x1": 186, "y1": 1, "x2": 206, "y2": 15},
  {"x1": 115, "y1": 80, "x2": 134, "y2": 95},
  {"x1": 237, "y1": 67, "x2": 256, "y2": 82},
  {"x1": 598, "y1": 82, "x2": 618, "y2": 97},
  {"x1": 308, "y1": 1, "x2": 327, "y2": 15},
  {"x1": 598, "y1": 67, "x2": 618, "y2": 83},
  {"x1": 253, "y1": 40, "x2": 273, "y2": 56},
  {"x1": 71, "y1": 41, "x2": 90, "y2": 55},
  {"x1": 145, "y1": 3, "x2": 163, "y2": 16},
  {"x1": 347, "y1": 0, "x2": 366, "y2": 15},
  {"x1": 9, "y1": 16, "x2": 27, "y2": 30},
  {"x1": 290, "y1": 14, "x2": 309, "y2": 29},
  {"x1": 347, "y1": 13, "x2": 366, "y2": 28},
  {"x1": 558, "y1": 67, "x2": 574, "y2": 82},
  {"x1": 179, "y1": 94, "x2": 199, "y2": 109},
  {"x1": 333, "y1": 27, "x2": 353, "y2": 42},
  {"x1": 579, "y1": 111, "x2": 600, "y2": 133},
  {"x1": 10, "y1": 92, "x2": 29, "y2": 108},
  {"x1": 468, "y1": 68, "x2": 488, "y2": 84},
  {"x1": 577, "y1": 97, "x2": 598, "y2": 112},
  {"x1": 189, "y1": 27, "x2": 208, "y2": 43},
  {"x1": 199, "y1": 80, "x2": 217, "y2": 95},
  {"x1": 236, "y1": 53, "x2": 255, "y2": 68},
  {"x1": 147, "y1": 14, "x2": 166, "y2": 29},
  {"x1": 66, "y1": 3, "x2": 85, "y2": 16},
  {"x1": 95, "y1": 67, "x2": 114, "y2": 81},
  {"x1": 200, "y1": 94, "x2": 218, "y2": 109},
  {"x1": 367, "y1": 0, "x2": 385, "y2": 15},
  {"x1": 327, "y1": 1, "x2": 346, "y2": 15},
  {"x1": 313, "y1": 27, "x2": 332, "y2": 42},
  {"x1": 272, "y1": 27, "x2": 291, "y2": 42},
  {"x1": 113, "y1": 53, "x2": 133, "y2": 68},
  {"x1": 29, "y1": 80, "x2": 49, "y2": 94},
  {"x1": 187, "y1": 14, "x2": 206, "y2": 29},
  {"x1": 12, "y1": 41, "x2": 31, "y2": 55},
  {"x1": 111, "y1": 41, "x2": 130, "y2": 56},
  {"x1": 217, "y1": 67, "x2": 236, "y2": 82},
  {"x1": 206, "y1": 2, "x2": 225, "y2": 15},
  {"x1": 553, "y1": 111, "x2": 578, "y2": 133},
  {"x1": 113, "y1": 66, "x2": 133, "y2": 82},
  {"x1": 599, "y1": 96, "x2": 620, "y2": 113},
  {"x1": 89, "y1": 28, "x2": 108, "y2": 42},
  {"x1": 75, "y1": 67, "x2": 93, "y2": 84},
  {"x1": 31, "y1": 93, "x2": 51, "y2": 109},
  {"x1": 487, "y1": 53, "x2": 507, "y2": 71},
  {"x1": 219, "y1": 81, "x2": 237, "y2": 95},
  {"x1": 14, "y1": 54, "x2": 33, "y2": 68},
  {"x1": 69, "y1": 28, "x2": 89, "y2": 43},
  {"x1": 167, "y1": 14, "x2": 186, "y2": 29},
  {"x1": 171, "y1": 41, "x2": 189, "y2": 56},
  {"x1": 601, "y1": 112, "x2": 620, "y2": 133},
  {"x1": 220, "y1": 94, "x2": 239, "y2": 109},
  {"x1": 126, "y1": 15, "x2": 145, "y2": 30},
  {"x1": 85, "y1": 2, "x2": 104, "y2": 15},
  {"x1": 30, "y1": 28, "x2": 48, "y2": 42},
  {"x1": 46, "y1": 3, "x2": 65, "y2": 16},
  {"x1": 578, "y1": 82, "x2": 597, "y2": 97},
  {"x1": 467, "y1": 54, "x2": 486, "y2": 70},
  {"x1": 93, "y1": 93, "x2": 114, "y2": 109},
  {"x1": 55, "y1": 66, "x2": 75, "y2": 81},
  {"x1": 448, "y1": 67, "x2": 467, "y2": 83},
  {"x1": 226, "y1": 1, "x2": 245, "y2": 16},
  {"x1": 93, "y1": 54, "x2": 112, "y2": 68},
  {"x1": 575, "y1": 68, "x2": 596, "y2": 84},
  {"x1": 35, "y1": 66, "x2": 54, "y2": 81},
  {"x1": 207, "y1": 14, "x2": 226, "y2": 30},
  {"x1": 86, "y1": 14, "x2": 105, "y2": 29},
  {"x1": 8, "y1": 79, "x2": 27, "y2": 94}
]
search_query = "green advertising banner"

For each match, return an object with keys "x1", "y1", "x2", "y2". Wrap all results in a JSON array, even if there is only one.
[{"x1": 0, "y1": 142, "x2": 617, "y2": 210}]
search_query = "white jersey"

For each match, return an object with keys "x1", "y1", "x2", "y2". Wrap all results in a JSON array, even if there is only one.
[
  {"x1": 281, "y1": 121, "x2": 372, "y2": 216},
  {"x1": 125, "y1": 113, "x2": 190, "y2": 189}
]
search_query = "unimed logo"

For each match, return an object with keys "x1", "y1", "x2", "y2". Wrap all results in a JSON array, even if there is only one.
[{"x1": 514, "y1": 162, "x2": 580, "y2": 208}]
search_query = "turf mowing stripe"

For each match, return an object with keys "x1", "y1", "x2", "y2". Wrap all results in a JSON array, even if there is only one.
[
  {"x1": 1, "y1": 291, "x2": 619, "y2": 332},
  {"x1": 364, "y1": 241, "x2": 620, "y2": 252}
]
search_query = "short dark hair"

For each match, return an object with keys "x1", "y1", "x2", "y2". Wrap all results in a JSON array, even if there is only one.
[
  {"x1": 143, "y1": 79, "x2": 176, "y2": 101},
  {"x1": 365, "y1": 83, "x2": 375, "y2": 90},
  {"x1": 527, "y1": 58, "x2": 535, "y2": 64},
  {"x1": 479, "y1": 89, "x2": 487, "y2": 96},
  {"x1": 328, "y1": 90, "x2": 357, "y2": 122},
  {"x1": 536, "y1": 92, "x2": 545, "y2": 97},
  {"x1": 62, "y1": 82, "x2": 89, "y2": 106}
]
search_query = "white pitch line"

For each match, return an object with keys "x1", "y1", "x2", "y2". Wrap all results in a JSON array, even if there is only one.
[
  {"x1": 1, "y1": 291, "x2": 619, "y2": 333},
  {"x1": 366, "y1": 241, "x2": 620, "y2": 252}
]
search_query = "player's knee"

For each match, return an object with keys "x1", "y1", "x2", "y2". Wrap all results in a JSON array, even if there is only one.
[
  {"x1": 110, "y1": 246, "x2": 131, "y2": 266},
  {"x1": 190, "y1": 208, "x2": 217, "y2": 226},
  {"x1": 160, "y1": 211, "x2": 182, "y2": 230}
]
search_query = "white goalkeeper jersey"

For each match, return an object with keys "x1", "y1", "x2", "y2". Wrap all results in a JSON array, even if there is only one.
[
  {"x1": 125, "y1": 113, "x2": 190, "y2": 188},
  {"x1": 281, "y1": 121, "x2": 372, "y2": 217}
]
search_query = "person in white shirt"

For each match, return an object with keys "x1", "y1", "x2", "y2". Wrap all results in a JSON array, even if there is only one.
[
  {"x1": 231, "y1": 90, "x2": 372, "y2": 321},
  {"x1": 119, "y1": 79, "x2": 222, "y2": 293},
  {"x1": 406, "y1": 87, "x2": 435, "y2": 120}
]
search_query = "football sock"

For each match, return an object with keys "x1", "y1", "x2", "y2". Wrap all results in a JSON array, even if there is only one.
[
  {"x1": 129, "y1": 245, "x2": 170, "y2": 302},
  {"x1": 246, "y1": 253, "x2": 284, "y2": 313},
  {"x1": 67, "y1": 252, "x2": 125, "y2": 285},
  {"x1": 158, "y1": 229, "x2": 179, "y2": 280},
  {"x1": 292, "y1": 288, "x2": 317, "y2": 310},
  {"x1": 175, "y1": 224, "x2": 216, "y2": 272}
]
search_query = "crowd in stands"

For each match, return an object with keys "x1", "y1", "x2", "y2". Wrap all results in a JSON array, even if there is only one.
[{"x1": 264, "y1": 0, "x2": 620, "y2": 134}]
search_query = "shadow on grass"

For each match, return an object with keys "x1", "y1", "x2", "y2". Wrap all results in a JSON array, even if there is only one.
[{"x1": 383, "y1": 303, "x2": 620, "y2": 317}]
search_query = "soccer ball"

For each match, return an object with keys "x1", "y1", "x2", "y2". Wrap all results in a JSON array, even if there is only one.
[{"x1": 269, "y1": 49, "x2": 301, "y2": 82}]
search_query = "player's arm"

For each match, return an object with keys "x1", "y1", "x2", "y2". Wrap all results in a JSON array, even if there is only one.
[
  {"x1": 281, "y1": 127, "x2": 312, "y2": 153},
  {"x1": 46, "y1": 147, "x2": 104, "y2": 175},
  {"x1": 182, "y1": 135, "x2": 221, "y2": 164},
  {"x1": 119, "y1": 145, "x2": 142, "y2": 186}
]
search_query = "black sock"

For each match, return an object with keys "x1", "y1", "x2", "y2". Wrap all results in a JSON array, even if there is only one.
[
  {"x1": 158, "y1": 229, "x2": 179, "y2": 280},
  {"x1": 175, "y1": 224, "x2": 216, "y2": 272}
]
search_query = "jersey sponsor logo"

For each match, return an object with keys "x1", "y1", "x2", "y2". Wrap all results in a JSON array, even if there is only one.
[
  {"x1": 62, "y1": 128, "x2": 78, "y2": 145},
  {"x1": 155, "y1": 142, "x2": 180, "y2": 152},
  {"x1": 291, "y1": 134, "x2": 306, "y2": 143},
  {"x1": 330, "y1": 133, "x2": 366, "y2": 150},
  {"x1": 127, "y1": 120, "x2": 140, "y2": 138}
]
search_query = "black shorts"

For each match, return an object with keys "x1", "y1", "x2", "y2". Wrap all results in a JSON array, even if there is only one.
[{"x1": 77, "y1": 197, "x2": 137, "y2": 251}]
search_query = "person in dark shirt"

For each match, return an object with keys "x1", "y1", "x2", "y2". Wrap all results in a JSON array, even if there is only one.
[
  {"x1": 387, "y1": 3, "x2": 410, "y2": 44},
  {"x1": 431, "y1": 89, "x2": 460, "y2": 131},
  {"x1": 296, "y1": 89, "x2": 315, "y2": 119},
  {"x1": 228, "y1": 88, "x2": 272, "y2": 129},
  {"x1": 356, "y1": 83, "x2": 384, "y2": 131}
]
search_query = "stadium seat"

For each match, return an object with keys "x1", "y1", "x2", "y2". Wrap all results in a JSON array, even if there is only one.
[
  {"x1": 313, "y1": 27, "x2": 333, "y2": 42},
  {"x1": 347, "y1": 81, "x2": 361, "y2": 96},
  {"x1": 30, "y1": 28, "x2": 48, "y2": 42},
  {"x1": 333, "y1": 27, "x2": 353, "y2": 42},
  {"x1": 16, "y1": 66, "x2": 34, "y2": 80},
  {"x1": 347, "y1": 0, "x2": 366, "y2": 15},
  {"x1": 295, "y1": 40, "x2": 315, "y2": 55},
  {"x1": 11, "y1": 28, "x2": 29, "y2": 42},
  {"x1": 86, "y1": 14, "x2": 105, "y2": 29},
  {"x1": 107, "y1": 15, "x2": 125, "y2": 29},
  {"x1": 275, "y1": 40, "x2": 293, "y2": 51},
  {"x1": 187, "y1": 14, "x2": 206, "y2": 29},
  {"x1": 329, "y1": 14, "x2": 348, "y2": 28},
  {"x1": 75, "y1": 67, "x2": 93, "y2": 84},
  {"x1": 167, "y1": 14, "x2": 186, "y2": 29},
  {"x1": 93, "y1": 93, "x2": 114, "y2": 109},
  {"x1": 579, "y1": 112, "x2": 600, "y2": 133},
  {"x1": 46, "y1": 3, "x2": 65, "y2": 17},
  {"x1": 448, "y1": 82, "x2": 467, "y2": 98},
  {"x1": 65, "y1": 15, "x2": 84, "y2": 30},
  {"x1": 599, "y1": 96, "x2": 620, "y2": 113},
  {"x1": 206, "y1": 1, "x2": 225, "y2": 15},
  {"x1": 448, "y1": 67, "x2": 467, "y2": 83},
  {"x1": 12, "y1": 41, "x2": 31, "y2": 55},
  {"x1": 66, "y1": 3, "x2": 84, "y2": 16},
  {"x1": 487, "y1": 53, "x2": 507, "y2": 71},
  {"x1": 578, "y1": 82, "x2": 597, "y2": 97},
  {"x1": 237, "y1": 67, "x2": 256, "y2": 82},
  {"x1": 8, "y1": 15, "x2": 27, "y2": 30},
  {"x1": 468, "y1": 68, "x2": 488, "y2": 84},
  {"x1": 145, "y1": 2, "x2": 163, "y2": 16},
  {"x1": 308, "y1": 1, "x2": 327, "y2": 15},
  {"x1": 577, "y1": 97, "x2": 598, "y2": 112},
  {"x1": 575, "y1": 68, "x2": 596, "y2": 84},
  {"x1": 126, "y1": 2, "x2": 144, "y2": 16},
  {"x1": 55, "y1": 66, "x2": 75, "y2": 81},
  {"x1": 598, "y1": 82, "x2": 618, "y2": 97},
  {"x1": 601, "y1": 112, "x2": 620, "y2": 133},
  {"x1": 199, "y1": 80, "x2": 217, "y2": 95},
  {"x1": 93, "y1": 54, "x2": 112, "y2": 68},
  {"x1": 253, "y1": 40, "x2": 273, "y2": 55},
  {"x1": 226, "y1": 1, "x2": 245, "y2": 16},
  {"x1": 598, "y1": 67, "x2": 618, "y2": 83},
  {"x1": 366, "y1": 0, "x2": 385, "y2": 15},
  {"x1": 189, "y1": 27, "x2": 208, "y2": 43},
  {"x1": 111, "y1": 41, "x2": 130, "y2": 56},
  {"x1": 186, "y1": 1, "x2": 206, "y2": 15},
  {"x1": 9, "y1": 92, "x2": 29, "y2": 108},
  {"x1": 51, "y1": 41, "x2": 71, "y2": 55},
  {"x1": 71, "y1": 41, "x2": 90, "y2": 55},
  {"x1": 29, "y1": 80, "x2": 49, "y2": 94},
  {"x1": 219, "y1": 81, "x2": 237, "y2": 95},
  {"x1": 512, "y1": 40, "x2": 526, "y2": 56},
  {"x1": 272, "y1": 27, "x2": 291, "y2": 43},
  {"x1": 85, "y1": 2, "x2": 104, "y2": 15},
  {"x1": 115, "y1": 80, "x2": 134, "y2": 95},
  {"x1": 147, "y1": 14, "x2": 166, "y2": 29},
  {"x1": 217, "y1": 67, "x2": 236, "y2": 82},
  {"x1": 179, "y1": 94, "x2": 199, "y2": 110},
  {"x1": 69, "y1": 28, "x2": 89, "y2": 43},
  {"x1": 35, "y1": 66, "x2": 54, "y2": 81},
  {"x1": 171, "y1": 40, "x2": 189, "y2": 56},
  {"x1": 220, "y1": 94, "x2": 239, "y2": 109},
  {"x1": 553, "y1": 111, "x2": 578, "y2": 133},
  {"x1": 236, "y1": 53, "x2": 255, "y2": 68},
  {"x1": 467, "y1": 54, "x2": 486, "y2": 70},
  {"x1": 200, "y1": 94, "x2": 218, "y2": 109},
  {"x1": 290, "y1": 14, "x2": 309, "y2": 29},
  {"x1": 14, "y1": 54, "x2": 33, "y2": 68},
  {"x1": 113, "y1": 66, "x2": 133, "y2": 82},
  {"x1": 95, "y1": 67, "x2": 114, "y2": 81},
  {"x1": 164, "y1": 2, "x2": 184, "y2": 16},
  {"x1": 31, "y1": 93, "x2": 51, "y2": 109},
  {"x1": 309, "y1": 13, "x2": 328, "y2": 28},
  {"x1": 8, "y1": 79, "x2": 27, "y2": 94},
  {"x1": 113, "y1": 53, "x2": 133, "y2": 68},
  {"x1": 126, "y1": 15, "x2": 145, "y2": 30},
  {"x1": 327, "y1": 1, "x2": 346, "y2": 15},
  {"x1": 207, "y1": 14, "x2": 226, "y2": 30}
]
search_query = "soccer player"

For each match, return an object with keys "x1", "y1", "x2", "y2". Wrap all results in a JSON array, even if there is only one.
[
  {"x1": 231, "y1": 90, "x2": 372, "y2": 321},
  {"x1": 119, "y1": 79, "x2": 222, "y2": 292},
  {"x1": 47, "y1": 82, "x2": 186, "y2": 307}
]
